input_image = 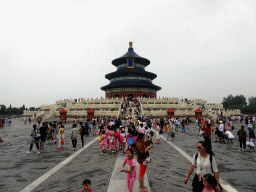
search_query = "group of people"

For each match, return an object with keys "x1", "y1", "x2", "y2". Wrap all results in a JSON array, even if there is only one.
[
  {"x1": 27, "y1": 120, "x2": 93, "y2": 154},
  {"x1": 196, "y1": 116, "x2": 255, "y2": 152},
  {"x1": 25, "y1": 109, "x2": 256, "y2": 192},
  {"x1": 0, "y1": 117, "x2": 12, "y2": 127}
]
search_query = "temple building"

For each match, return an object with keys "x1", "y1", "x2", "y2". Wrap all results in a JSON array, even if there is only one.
[{"x1": 101, "y1": 42, "x2": 161, "y2": 98}]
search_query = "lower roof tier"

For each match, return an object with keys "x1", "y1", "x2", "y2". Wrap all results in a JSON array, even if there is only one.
[
  {"x1": 105, "y1": 70, "x2": 157, "y2": 80},
  {"x1": 101, "y1": 79, "x2": 161, "y2": 91}
]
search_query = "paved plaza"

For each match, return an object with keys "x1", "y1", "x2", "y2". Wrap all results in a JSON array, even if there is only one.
[{"x1": 0, "y1": 119, "x2": 256, "y2": 192}]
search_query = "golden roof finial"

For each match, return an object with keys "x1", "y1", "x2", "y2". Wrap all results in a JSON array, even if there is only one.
[{"x1": 129, "y1": 41, "x2": 133, "y2": 48}]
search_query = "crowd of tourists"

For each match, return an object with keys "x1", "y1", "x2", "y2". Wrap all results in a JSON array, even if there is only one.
[{"x1": 25, "y1": 106, "x2": 256, "y2": 191}]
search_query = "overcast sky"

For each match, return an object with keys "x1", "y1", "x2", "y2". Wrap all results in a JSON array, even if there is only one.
[{"x1": 1, "y1": 0, "x2": 256, "y2": 108}]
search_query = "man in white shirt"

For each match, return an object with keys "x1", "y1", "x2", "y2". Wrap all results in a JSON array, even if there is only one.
[
  {"x1": 219, "y1": 121, "x2": 224, "y2": 132},
  {"x1": 225, "y1": 130, "x2": 234, "y2": 143}
]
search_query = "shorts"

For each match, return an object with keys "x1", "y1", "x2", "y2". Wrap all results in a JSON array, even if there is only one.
[
  {"x1": 139, "y1": 163, "x2": 148, "y2": 178},
  {"x1": 40, "y1": 137, "x2": 46, "y2": 143},
  {"x1": 249, "y1": 132, "x2": 255, "y2": 139}
]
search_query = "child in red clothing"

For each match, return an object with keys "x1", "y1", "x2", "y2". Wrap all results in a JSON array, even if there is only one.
[
  {"x1": 80, "y1": 179, "x2": 93, "y2": 192},
  {"x1": 100, "y1": 130, "x2": 106, "y2": 153}
]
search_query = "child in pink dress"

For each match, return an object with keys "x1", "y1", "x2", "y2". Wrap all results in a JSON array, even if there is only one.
[
  {"x1": 80, "y1": 179, "x2": 93, "y2": 192},
  {"x1": 106, "y1": 126, "x2": 110, "y2": 149},
  {"x1": 120, "y1": 149, "x2": 136, "y2": 192},
  {"x1": 202, "y1": 174, "x2": 217, "y2": 192},
  {"x1": 100, "y1": 130, "x2": 106, "y2": 153},
  {"x1": 108, "y1": 127, "x2": 116, "y2": 154}
]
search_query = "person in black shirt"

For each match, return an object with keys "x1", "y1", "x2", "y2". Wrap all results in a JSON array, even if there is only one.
[
  {"x1": 214, "y1": 127, "x2": 224, "y2": 142},
  {"x1": 160, "y1": 118, "x2": 164, "y2": 129},
  {"x1": 40, "y1": 122, "x2": 47, "y2": 150},
  {"x1": 80, "y1": 122, "x2": 85, "y2": 147}
]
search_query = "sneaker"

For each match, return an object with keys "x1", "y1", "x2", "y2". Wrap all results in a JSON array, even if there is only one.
[
  {"x1": 27, "y1": 151, "x2": 31, "y2": 154},
  {"x1": 62, "y1": 148, "x2": 65, "y2": 150},
  {"x1": 167, "y1": 139, "x2": 169, "y2": 141},
  {"x1": 37, "y1": 151, "x2": 40, "y2": 155},
  {"x1": 155, "y1": 142, "x2": 158, "y2": 144},
  {"x1": 56, "y1": 148, "x2": 60, "y2": 150},
  {"x1": 74, "y1": 148, "x2": 76, "y2": 151}
]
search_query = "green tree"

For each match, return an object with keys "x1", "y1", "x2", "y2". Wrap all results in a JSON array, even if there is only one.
[
  {"x1": 222, "y1": 94, "x2": 234, "y2": 109},
  {"x1": 29, "y1": 107, "x2": 35, "y2": 111},
  {"x1": 248, "y1": 96, "x2": 256, "y2": 105},
  {"x1": 0, "y1": 105, "x2": 6, "y2": 115},
  {"x1": 6, "y1": 104, "x2": 12, "y2": 114},
  {"x1": 222, "y1": 94, "x2": 247, "y2": 109}
]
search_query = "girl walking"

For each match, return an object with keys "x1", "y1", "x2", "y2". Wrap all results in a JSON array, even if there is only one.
[
  {"x1": 100, "y1": 130, "x2": 106, "y2": 153},
  {"x1": 106, "y1": 126, "x2": 110, "y2": 150},
  {"x1": 57, "y1": 125, "x2": 65, "y2": 150},
  {"x1": 120, "y1": 149, "x2": 136, "y2": 192},
  {"x1": 202, "y1": 174, "x2": 217, "y2": 192},
  {"x1": 109, "y1": 127, "x2": 116, "y2": 155},
  {"x1": 47, "y1": 123, "x2": 53, "y2": 143},
  {"x1": 166, "y1": 122, "x2": 170, "y2": 141},
  {"x1": 27, "y1": 124, "x2": 40, "y2": 154},
  {"x1": 120, "y1": 129, "x2": 126, "y2": 154}
]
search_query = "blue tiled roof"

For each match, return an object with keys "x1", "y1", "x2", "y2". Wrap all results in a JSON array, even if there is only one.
[
  {"x1": 105, "y1": 70, "x2": 157, "y2": 80},
  {"x1": 112, "y1": 47, "x2": 150, "y2": 67}
]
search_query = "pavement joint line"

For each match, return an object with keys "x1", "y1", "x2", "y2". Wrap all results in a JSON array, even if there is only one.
[
  {"x1": 107, "y1": 151, "x2": 151, "y2": 192},
  {"x1": 19, "y1": 136, "x2": 99, "y2": 192},
  {"x1": 156, "y1": 131, "x2": 238, "y2": 192}
]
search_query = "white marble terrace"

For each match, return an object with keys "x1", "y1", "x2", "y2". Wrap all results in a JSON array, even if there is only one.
[{"x1": 22, "y1": 97, "x2": 241, "y2": 122}]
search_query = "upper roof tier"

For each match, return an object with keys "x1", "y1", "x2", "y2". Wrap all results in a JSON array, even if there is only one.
[{"x1": 112, "y1": 42, "x2": 150, "y2": 67}]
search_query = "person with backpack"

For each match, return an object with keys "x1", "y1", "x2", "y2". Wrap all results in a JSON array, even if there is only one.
[
  {"x1": 184, "y1": 141, "x2": 222, "y2": 192},
  {"x1": 202, "y1": 123, "x2": 212, "y2": 149},
  {"x1": 71, "y1": 124, "x2": 79, "y2": 151},
  {"x1": 80, "y1": 122, "x2": 86, "y2": 147},
  {"x1": 85, "y1": 119, "x2": 90, "y2": 136},
  {"x1": 27, "y1": 124, "x2": 40, "y2": 154}
]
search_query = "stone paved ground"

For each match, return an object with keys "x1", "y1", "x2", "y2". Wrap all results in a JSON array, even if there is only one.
[
  {"x1": 157, "y1": 122, "x2": 256, "y2": 192},
  {"x1": 0, "y1": 119, "x2": 256, "y2": 192}
]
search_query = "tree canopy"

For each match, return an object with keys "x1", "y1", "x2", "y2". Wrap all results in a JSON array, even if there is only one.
[
  {"x1": 0, "y1": 104, "x2": 26, "y2": 115},
  {"x1": 222, "y1": 94, "x2": 256, "y2": 114}
]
